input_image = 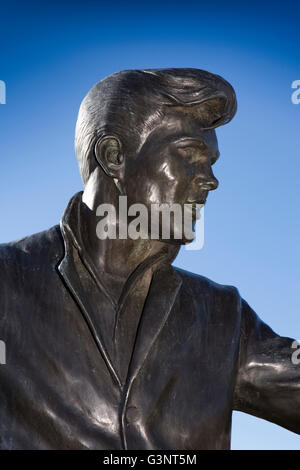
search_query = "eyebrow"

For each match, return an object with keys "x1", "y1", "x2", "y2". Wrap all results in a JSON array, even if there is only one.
[{"x1": 173, "y1": 137, "x2": 207, "y2": 148}]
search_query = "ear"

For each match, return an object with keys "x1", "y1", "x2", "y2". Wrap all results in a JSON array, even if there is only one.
[{"x1": 94, "y1": 136, "x2": 124, "y2": 179}]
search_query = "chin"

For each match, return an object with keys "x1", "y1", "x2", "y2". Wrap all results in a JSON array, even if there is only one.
[{"x1": 159, "y1": 233, "x2": 196, "y2": 246}]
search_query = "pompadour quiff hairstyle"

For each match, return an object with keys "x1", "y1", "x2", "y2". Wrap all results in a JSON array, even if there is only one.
[{"x1": 75, "y1": 68, "x2": 237, "y2": 185}]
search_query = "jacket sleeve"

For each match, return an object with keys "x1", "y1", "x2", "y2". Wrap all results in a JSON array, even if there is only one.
[{"x1": 233, "y1": 299, "x2": 300, "y2": 434}]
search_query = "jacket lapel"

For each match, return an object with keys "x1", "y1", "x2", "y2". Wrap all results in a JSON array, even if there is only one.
[
  {"x1": 57, "y1": 194, "x2": 122, "y2": 389},
  {"x1": 126, "y1": 264, "x2": 183, "y2": 387},
  {"x1": 121, "y1": 263, "x2": 182, "y2": 449}
]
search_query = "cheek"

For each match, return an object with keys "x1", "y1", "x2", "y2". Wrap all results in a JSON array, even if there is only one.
[
  {"x1": 126, "y1": 155, "x2": 192, "y2": 204},
  {"x1": 149, "y1": 164, "x2": 191, "y2": 204},
  {"x1": 158, "y1": 155, "x2": 192, "y2": 183},
  {"x1": 161, "y1": 159, "x2": 193, "y2": 199}
]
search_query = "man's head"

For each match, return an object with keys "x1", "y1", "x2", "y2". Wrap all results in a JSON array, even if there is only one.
[{"x1": 75, "y1": 68, "x2": 237, "y2": 243}]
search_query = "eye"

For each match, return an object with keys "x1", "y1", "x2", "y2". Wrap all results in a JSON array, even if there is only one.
[
  {"x1": 181, "y1": 147, "x2": 196, "y2": 158},
  {"x1": 177, "y1": 146, "x2": 206, "y2": 164}
]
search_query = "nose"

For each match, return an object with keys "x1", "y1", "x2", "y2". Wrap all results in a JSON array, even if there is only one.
[
  {"x1": 200, "y1": 177, "x2": 219, "y2": 191},
  {"x1": 194, "y1": 174, "x2": 219, "y2": 191}
]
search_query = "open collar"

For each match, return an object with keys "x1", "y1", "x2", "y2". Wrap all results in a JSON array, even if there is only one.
[{"x1": 58, "y1": 192, "x2": 183, "y2": 389}]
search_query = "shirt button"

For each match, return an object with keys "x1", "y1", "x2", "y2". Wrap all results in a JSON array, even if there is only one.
[{"x1": 126, "y1": 406, "x2": 139, "y2": 423}]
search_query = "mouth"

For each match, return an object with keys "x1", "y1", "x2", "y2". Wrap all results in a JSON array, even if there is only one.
[
  {"x1": 186, "y1": 196, "x2": 207, "y2": 207},
  {"x1": 186, "y1": 191, "x2": 208, "y2": 208}
]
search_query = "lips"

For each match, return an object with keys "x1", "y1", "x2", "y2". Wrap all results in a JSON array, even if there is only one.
[
  {"x1": 186, "y1": 190, "x2": 208, "y2": 207},
  {"x1": 185, "y1": 199, "x2": 207, "y2": 208}
]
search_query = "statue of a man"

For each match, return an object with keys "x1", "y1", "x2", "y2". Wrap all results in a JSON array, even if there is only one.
[{"x1": 0, "y1": 68, "x2": 299, "y2": 450}]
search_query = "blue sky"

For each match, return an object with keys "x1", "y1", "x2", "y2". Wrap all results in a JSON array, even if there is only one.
[{"x1": 1, "y1": 1, "x2": 300, "y2": 449}]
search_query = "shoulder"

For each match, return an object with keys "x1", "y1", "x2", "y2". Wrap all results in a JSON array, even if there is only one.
[
  {"x1": 174, "y1": 266, "x2": 242, "y2": 326},
  {"x1": 0, "y1": 225, "x2": 64, "y2": 279},
  {"x1": 174, "y1": 266, "x2": 240, "y2": 300}
]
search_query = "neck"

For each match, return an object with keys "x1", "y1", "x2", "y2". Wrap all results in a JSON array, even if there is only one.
[{"x1": 80, "y1": 169, "x2": 180, "y2": 283}]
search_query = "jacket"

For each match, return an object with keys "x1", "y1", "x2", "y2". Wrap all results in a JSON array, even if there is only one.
[{"x1": 0, "y1": 193, "x2": 299, "y2": 449}]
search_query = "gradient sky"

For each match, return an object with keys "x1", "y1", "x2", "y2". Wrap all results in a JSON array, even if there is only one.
[{"x1": 1, "y1": 0, "x2": 300, "y2": 449}]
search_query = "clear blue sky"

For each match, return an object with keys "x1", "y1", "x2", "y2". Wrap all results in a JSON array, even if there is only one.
[{"x1": 1, "y1": 0, "x2": 300, "y2": 449}]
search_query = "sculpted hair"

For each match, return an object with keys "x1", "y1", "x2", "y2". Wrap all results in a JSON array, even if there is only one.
[{"x1": 75, "y1": 68, "x2": 237, "y2": 185}]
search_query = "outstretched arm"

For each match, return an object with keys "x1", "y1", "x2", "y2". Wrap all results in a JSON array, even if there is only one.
[{"x1": 234, "y1": 299, "x2": 300, "y2": 434}]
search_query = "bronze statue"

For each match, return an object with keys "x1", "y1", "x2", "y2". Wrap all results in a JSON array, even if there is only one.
[{"x1": 0, "y1": 68, "x2": 299, "y2": 450}]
